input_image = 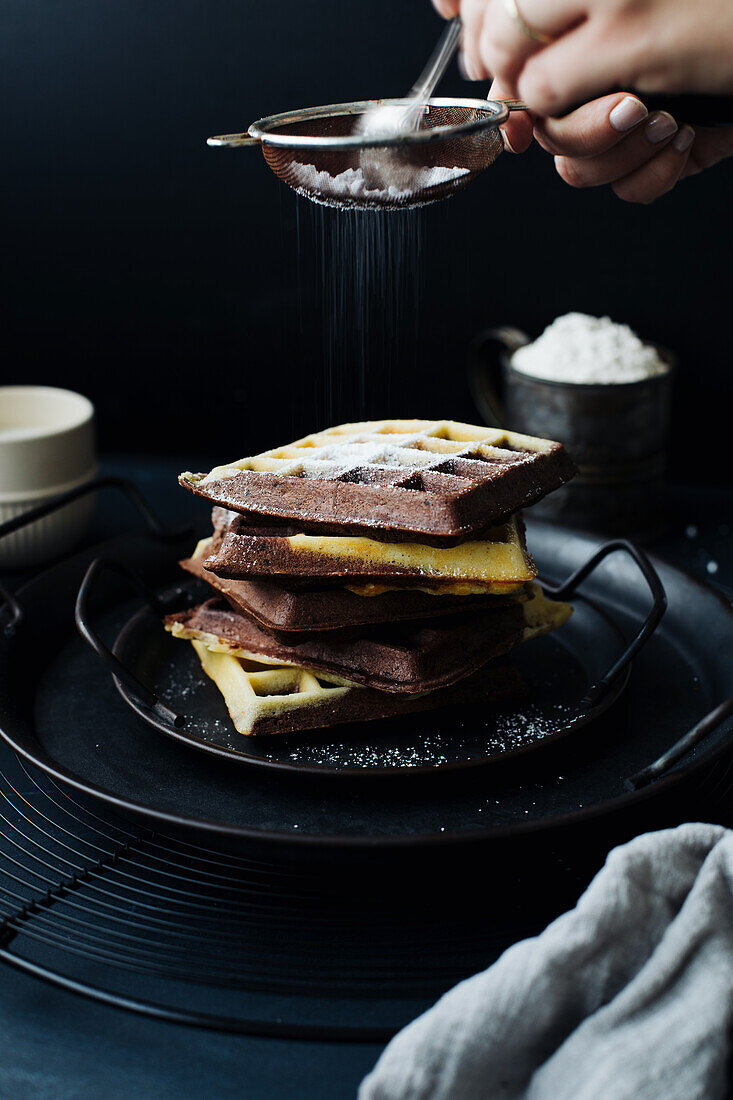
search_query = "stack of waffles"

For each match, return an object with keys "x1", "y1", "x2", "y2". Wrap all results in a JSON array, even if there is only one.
[{"x1": 166, "y1": 420, "x2": 577, "y2": 736}]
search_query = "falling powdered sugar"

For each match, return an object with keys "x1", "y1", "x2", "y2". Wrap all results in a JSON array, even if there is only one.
[
  {"x1": 511, "y1": 312, "x2": 669, "y2": 385},
  {"x1": 289, "y1": 161, "x2": 469, "y2": 207}
]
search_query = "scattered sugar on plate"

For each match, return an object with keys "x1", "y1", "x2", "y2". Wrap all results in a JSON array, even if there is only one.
[{"x1": 511, "y1": 313, "x2": 669, "y2": 385}]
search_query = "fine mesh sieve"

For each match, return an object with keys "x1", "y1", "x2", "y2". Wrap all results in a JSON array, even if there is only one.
[{"x1": 207, "y1": 98, "x2": 524, "y2": 211}]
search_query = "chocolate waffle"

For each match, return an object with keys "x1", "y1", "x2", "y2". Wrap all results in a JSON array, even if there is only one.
[
  {"x1": 203, "y1": 511, "x2": 536, "y2": 593},
  {"x1": 180, "y1": 419, "x2": 576, "y2": 546},
  {"x1": 165, "y1": 584, "x2": 571, "y2": 693},
  {"x1": 189, "y1": 641, "x2": 524, "y2": 737},
  {"x1": 181, "y1": 537, "x2": 527, "y2": 641}
]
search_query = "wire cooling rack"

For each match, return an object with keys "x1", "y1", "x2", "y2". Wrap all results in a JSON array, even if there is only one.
[{"x1": 0, "y1": 752, "x2": 573, "y2": 1040}]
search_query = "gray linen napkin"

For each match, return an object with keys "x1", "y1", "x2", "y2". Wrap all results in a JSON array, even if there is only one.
[{"x1": 359, "y1": 824, "x2": 733, "y2": 1100}]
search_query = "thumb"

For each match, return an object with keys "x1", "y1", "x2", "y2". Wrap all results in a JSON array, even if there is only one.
[{"x1": 489, "y1": 79, "x2": 534, "y2": 152}]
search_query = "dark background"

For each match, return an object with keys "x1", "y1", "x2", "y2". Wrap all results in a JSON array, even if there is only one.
[{"x1": 3, "y1": 0, "x2": 732, "y2": 480}]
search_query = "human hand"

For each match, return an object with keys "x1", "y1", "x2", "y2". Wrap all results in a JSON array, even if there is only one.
[
  {"x1": 432, "y1": 0, "x2": 733, "y2": 117},
  {"x1": 489, "y1": 80, "x2": 733, "y2": 203}
]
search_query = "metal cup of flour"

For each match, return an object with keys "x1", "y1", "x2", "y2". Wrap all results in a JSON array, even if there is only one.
[{"x1": 469, "y1": 317, "x2": 674, "y2": 535}]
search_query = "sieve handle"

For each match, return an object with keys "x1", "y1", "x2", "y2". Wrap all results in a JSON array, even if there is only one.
[
  {"x1": 494, "y1": 96, "x2": 733, "y2": 124},
  {"x1": 642, "y1": 94, "x2": 733, "y2": 126},
  {"x1": 206, "y1": 132, "x2": 260, "y2": 148}
]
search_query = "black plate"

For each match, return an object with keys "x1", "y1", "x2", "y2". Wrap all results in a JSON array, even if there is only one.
[
  {"x1": 0, "y1": 524, "x2": 732, "y2": 849},
  {"x1": 113, "y1": 586, "x2": 628, "y2": 777}
]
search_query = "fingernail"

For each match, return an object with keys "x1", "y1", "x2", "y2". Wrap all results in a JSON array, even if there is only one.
[
  {"x1": 673, "y1": 124, "x2": 695, "y2": 152},
  {"x1": 501, "y1": 128, "x2": 518, "y2": 154},
  {"x1": 458, "y1": 50, "x2": 470, "y2": 80},
  {"x1": 645, "y1": 111, "x2": 678, "y2": 143},
  {"x1": 609, "y1": 96, "x2": 648, "y2": 132}
]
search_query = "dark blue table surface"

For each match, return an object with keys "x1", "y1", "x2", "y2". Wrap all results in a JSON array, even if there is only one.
[{"x1": 0, "y1": 456, "x2": 730, "y2": 1099}]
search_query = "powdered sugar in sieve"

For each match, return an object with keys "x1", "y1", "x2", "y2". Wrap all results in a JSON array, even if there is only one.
[{"x1": 289, "y1": 161, "x2": 470, "y2": 209}]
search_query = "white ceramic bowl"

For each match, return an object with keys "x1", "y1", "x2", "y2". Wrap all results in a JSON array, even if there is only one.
[{"x1": 0, "y1": 386, "x2": 97, "y2": 568}]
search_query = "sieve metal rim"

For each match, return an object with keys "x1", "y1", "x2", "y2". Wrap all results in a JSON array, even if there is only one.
[{"x1": 246, "y1": 97, "x2": 509, "y2": 151}]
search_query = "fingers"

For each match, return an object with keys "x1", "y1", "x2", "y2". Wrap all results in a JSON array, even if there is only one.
[
  {"x1": 488, "y1": 79, "x2": 534, "y2": 152},
  {"x1": 555, "y1": 111, "x2": 682, "y2": 189},
  {"x1": 518, "y1": 21, "x2": 637, "y2": 116},
  {"x1": 431, "y1": 0, "x2": 460, "y2": 16},
  {"x1": 535, "y1": 94, "x2": 648, "y2": 158},
  {"x1": 461, "y1": 0, "x2": 585, "y2": 93},
  {"x1": 460, "y1": 0, "x2": 491, "y2": 81},
  {"x1": 478, "y1": 0, "x2": 544, "y2": 90},
  {"x1": 501, "y1": 0, "x2": 584, "y2": 38},
  {"x1": 612, "y1": 126, "x2": 694, "y2": 203},
  {"x1": 680, "y1": 125, "x2": 733, "y2": 177},
  {"x1": 539, "y1": 91, "x2": 697, "y2": 203}
]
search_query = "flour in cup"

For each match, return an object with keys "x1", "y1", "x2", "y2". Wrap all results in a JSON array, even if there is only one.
[{"x1": 511, "y1": 313, "x2": 669, "y2": 385}]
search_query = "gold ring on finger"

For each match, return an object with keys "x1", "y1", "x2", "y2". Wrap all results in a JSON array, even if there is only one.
[{"x1": 501, "y1": 0, "x2": 555, "y2": 45}]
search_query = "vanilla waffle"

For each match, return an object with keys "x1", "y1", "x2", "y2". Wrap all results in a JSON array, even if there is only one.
[
  {"x1": 166, "y1": 584, "x2": 571, "y2": 693},
  {"x1": 181, "y1": 537, "x2": 526, "y2": 640},
  {"x1": 203, "y1": 510, "x2": 536, "y2": 593},
  {"x1": 180, "y1": 419, "x2": 576, "y2": 546},
  {"x1": 189, "y1": 640, "x2": 524, "y2": 736}
]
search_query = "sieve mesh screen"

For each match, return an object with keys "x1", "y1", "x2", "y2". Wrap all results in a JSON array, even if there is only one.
[{"x1": 257, "y1": 103, "x2": 505, "y2": 210}]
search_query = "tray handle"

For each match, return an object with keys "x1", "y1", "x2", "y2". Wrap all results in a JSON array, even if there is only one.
[
  {"x1": 627, "y1": 696, "x2": 733, "y2": 790},
  {"x1": 0, "y1": 475, "x2": 193, "y2": 637},
  {"x1": 75, "y1": 557, "x2": 186, "y2": 729},
  {"x1": 0, "y1": 582, "x2": 24, "y2": 637},
  {"x1": 542, "y1": 539, "x2": 667, "y2": 708}
]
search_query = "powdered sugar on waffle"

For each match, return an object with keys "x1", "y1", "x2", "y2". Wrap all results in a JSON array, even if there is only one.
[
  {"x1": 274, "y1": 438, "x2": 526, "y2": 480},
  {"x1": 306, "y1": 439, "x2": 433, "y2": 466},
  {"x1": 191, "y1": 420, "x2": 547, "y2": 489}
]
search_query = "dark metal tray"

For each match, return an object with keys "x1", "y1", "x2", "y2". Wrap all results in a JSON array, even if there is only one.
[
  {"x1": 113, "y1": 589, "x2": 628, "y2": 775},
  {"x1": 0, "y1": 478, "x2": 732, "y2": 850},
  {"x1": 97, "y1": 547, "x2": 642, "y2": 777}
]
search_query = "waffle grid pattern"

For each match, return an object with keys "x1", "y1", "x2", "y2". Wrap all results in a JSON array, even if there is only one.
[
  {"x1": 192, "y1": 640, "x2": 352, "y2": 736},
  {"x1": 181, "y1": 419, "x2": 576, "y2": 544},
  {"x1": 198, "y1": 420, "x2": 541, "y2": 492}
]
